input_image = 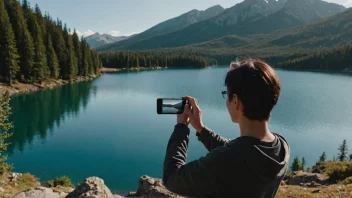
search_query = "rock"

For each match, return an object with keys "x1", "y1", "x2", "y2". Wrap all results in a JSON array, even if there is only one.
[
  {"x1": 10, "y1": 172, "x2": 22, "y2": 182},
  {"x1": 287, "y1": 171, "x2": 328, "y2": 185},
  {"x1": 126, "y1": 192, "x2": 137, "y2": 197},
  {"x1": 66, "y1": 177, "x2": 114, "y2": 198},
  {"x1": 13, "y1": 187, "x2": 67, "y2": 198},
  {"x1": 131, "y1": 175, "x2": 184, "y2": 198},
  {"x1": 52, "y1": 185, "x2": 75, "y2": 194},
  {"x1": 312, "y1": 189, "x2": 320, "y2": 193}
]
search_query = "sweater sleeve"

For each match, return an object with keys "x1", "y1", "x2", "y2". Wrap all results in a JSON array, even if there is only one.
[
  {"x1": 163, "y1": 124, "x2": 231, "y2": 197},
  {"x1": 197, "y1": 126, "x2": 230, "y2": 152}
]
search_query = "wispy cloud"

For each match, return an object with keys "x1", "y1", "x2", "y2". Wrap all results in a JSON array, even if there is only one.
[
  {"x1": 344, "y1": 0, "x2": 352, "y2": 6},
  {"x1": 70, "y1": 29, "x2": 96, "y2": 38},
  {"x1": 109, "y1": 30, "x2": 121, "y2": 37}
]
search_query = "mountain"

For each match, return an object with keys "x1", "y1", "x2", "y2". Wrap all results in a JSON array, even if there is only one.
[
  {"x1": 97, "y1": 0, "x2": 345, "y2": 51},
  {"x1": 85, "y1": 33, "x2": 131, "y2": 48},
  {"x1": 140, "y1": 4, "x2": 225, "y2": 37},
  {"x1": 270, "y1": 7, "x2": 352, "y2": 48},
  {"x1": 100, "y1": 5, "x2": 224, "y2": 51}
]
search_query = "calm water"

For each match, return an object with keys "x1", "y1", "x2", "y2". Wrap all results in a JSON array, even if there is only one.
[{"x1": 7, "y1": 67, "x2": 352, "y2": 193}]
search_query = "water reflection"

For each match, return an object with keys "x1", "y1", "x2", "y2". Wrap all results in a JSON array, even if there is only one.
[{"x1": 8, "y1": 81, "x2": 96, "y2": 154}]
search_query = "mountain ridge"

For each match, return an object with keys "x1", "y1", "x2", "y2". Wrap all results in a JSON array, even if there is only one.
[
  {"x1": 97, "y1": 0, "x2": 345, "y2": 51},
  {"x1": 85, "y1": 33, "x2": 132, "y2": 48}
]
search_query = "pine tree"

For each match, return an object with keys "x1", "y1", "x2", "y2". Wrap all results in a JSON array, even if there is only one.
[
  {"x1": 0, "y1": 92, "x2": 14, "y2": 172},
  {"x1": 301, "y1": 157, "x2": 306, "y2": 171},
  {"x1": 319, "y1": 152, "x2": 326, "y2": 162},
  {"x1": 5, "y1": 0, "x2": 35, "y2": 82},
  {"x1": 80, "y1": 38, "x2": 89, "y2": 76},
  {"x1": 46, "y1": 34, "x2": 59, "y2": 79},
  {"x1": 24, "y1": 4, "x2": 48, "y2": 82},
  {"x1": 66, "y1": 34, "x2": 78, "y2": 79},
  {"x1": 338, "y1": 140, "x2": 348, "y2": 161},
  {"x1": 0, "y1": 0, "x2": 20, "y2": 85},
  {"x1": 52, "y1": 25, "x2": 67, "y2": 79},
  {"x1": 290, "y1": 157, "x2": 303, "y2": 172},
  {"x1": 72, "y1": 29, "x2": 82, "y2": 75}
]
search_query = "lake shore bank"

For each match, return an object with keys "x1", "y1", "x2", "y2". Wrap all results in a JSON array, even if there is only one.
[
  {"x1": 0, "y1": 67, "x2": 169, "y2": 96},
  {"x1": 0, "y1": 74, "x2": 100, "y2": 96},
  {"x1": 101, "y1": 66, "x2": 167, "y2": 73}
]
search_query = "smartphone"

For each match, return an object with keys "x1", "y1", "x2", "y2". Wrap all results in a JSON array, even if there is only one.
[{"x1": 157, "y1": 98, "x2": 187, "y2": 114}]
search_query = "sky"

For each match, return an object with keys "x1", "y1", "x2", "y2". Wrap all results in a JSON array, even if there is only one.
[{"x1": 27, "y1": 0, "x2": 352, "y2": 38}]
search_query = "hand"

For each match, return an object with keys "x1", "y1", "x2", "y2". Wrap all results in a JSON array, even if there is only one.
[
  {"x1": 183, "y1": 96, "x2": 204, "y2": 132},
  {"x1": 177, "y1": 104, "x2": 190, "y2": 126}
]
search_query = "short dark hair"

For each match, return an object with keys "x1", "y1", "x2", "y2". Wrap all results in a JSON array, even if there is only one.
[{"x1": 225, "y1": 59, "x2": 281, "y2": 121}]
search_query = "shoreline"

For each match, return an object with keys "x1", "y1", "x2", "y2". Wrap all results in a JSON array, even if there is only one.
[
  {"x1": 101, "y1": 66, "x2": 167, "y2": 73},
  {"x1": 0, "y1": 67, "x2": 167, "y2": 97},
  {"x1": 0, "y1": 74, "x2": 100, "y2": 97}
]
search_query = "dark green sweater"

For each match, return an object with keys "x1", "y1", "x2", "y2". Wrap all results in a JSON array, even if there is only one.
[{"x1": 163, "y1": 124, "x2": 290, "y2": 198}]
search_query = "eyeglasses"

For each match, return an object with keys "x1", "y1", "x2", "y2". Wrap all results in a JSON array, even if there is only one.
[{"x1": 222, "y1": 91, "x2": 227, "y2": 99}]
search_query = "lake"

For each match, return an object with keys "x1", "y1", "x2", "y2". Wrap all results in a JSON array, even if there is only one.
[{"x1": 7, "y1": 66, "x2": 352, "y2": 194}]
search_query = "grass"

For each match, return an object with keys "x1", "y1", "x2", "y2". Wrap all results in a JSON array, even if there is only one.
[
  {"x1": 0, "y1": 173, "x2": 40, "y2": 198},
  {"x1": 277, "y1": 184, "x2": 352, "y2": 198},
  {"x1": 47, "y1": 176, "x2": 73, "y2": 188},
  {"x1": 312, "y1": 161, "x2": 352, "y2": 183}
]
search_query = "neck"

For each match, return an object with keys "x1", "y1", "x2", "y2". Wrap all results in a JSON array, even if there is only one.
[{"x1": 238, "y1": 116, "x2": 274, "y2": 141}]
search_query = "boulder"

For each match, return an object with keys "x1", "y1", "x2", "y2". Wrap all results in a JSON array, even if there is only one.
[
  {"x1": 9, "y1": 172, "x2": 22, "y2": 182},
  {"x1": 13, "y1": 187, "x2": 67, "y2": 198},
  {"x1": 287, "y1": 171, "x2": 328, "y2": 185},
  {"x1": 130, "y1": 175, "x2": 184, "y2": 198},
  {"x1": 66, "y1": 177, "x2": 116, "y2": 198}
]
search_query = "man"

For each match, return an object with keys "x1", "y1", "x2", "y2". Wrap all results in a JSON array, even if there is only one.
[{"x1": 163, "y1": 59, "x2": 290, "y2": 198}]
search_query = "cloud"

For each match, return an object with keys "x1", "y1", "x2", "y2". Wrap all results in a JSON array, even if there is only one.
[
  {"x1": 109, "y1": 30, "x2": 121, "y2": 37},
  {"x1": 70, "y1": 29, "x2": 96, "y2": 38},
  {"x1": 125, "y1": 32, "x2": 139, "y2": 36},
  {"x1": 344, "y1": 0, "x2": 352, "y2": 6}
]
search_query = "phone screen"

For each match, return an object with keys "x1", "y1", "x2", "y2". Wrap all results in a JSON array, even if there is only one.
[{"x1": 157, "y1": 99, "x2": 186, "y2": 114}]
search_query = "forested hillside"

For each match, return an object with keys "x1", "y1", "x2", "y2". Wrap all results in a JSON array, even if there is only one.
[
  {"x1": 100, "y1": 51, "x2": 216, "y2": 68},
  {"x1": 0, "y1": 0, "x2": 102, "y2": 85},
  {"x1": 279, "y1": 44, "x2": 352, "y2": 71}
]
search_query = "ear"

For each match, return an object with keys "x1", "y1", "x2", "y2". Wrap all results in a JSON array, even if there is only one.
[{"x1": 232, "y1": 94, "x2": 240, "y2": 111}]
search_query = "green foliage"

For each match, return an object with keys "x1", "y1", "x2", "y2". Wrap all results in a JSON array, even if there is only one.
[
  {"x1": 280, "y1": 44, "x2": 352, "y2": 71},
  {"x1": 349, "y1": 154, "x2": 352, "y2": 161},
  {"x1": 46, "y1": 34, "x2": 60, "y2": 79},
  {"x1": 338, "y1": 140, "x2": 349, "y2": 161},
  {"x1": 320, "y1": 161, "x2": 352, "y2": 182},
  {"x1": 301, "y1": 157, "x2": 306, "y2": 171},
  {"x1": 319, "y1": 152, "x2": 327, "y2": 163},
  {"x1": 0, "y1": 0, "x2": 101, "y2": 83},
  {"x1": 100, "y1": 51, "x2": 216, "y2": 68},
  {"x1": 47, "y1": 176, "x2": 73, "y2": 187},
  {"x1": 0, "y1": 0, "x2": 20, "y2": 85},
  {"x1": 340, "y1": 176, "x2": 352, "y2": 185},
  {"x1": 0, "y1": 92, "x2": 13, "y2": 173},
  {"x1": 290, "y1": 156, "x2": 303, "y2": 172},
  {"x1": 5, "y1": 0, "x2": 35, "y2": 83},
  {"x1": 24, "y1": 3, "x2": 49, "y2": 82},
  {"x1": 13, "y1": 173, "x2": 39, "y2": 191}
]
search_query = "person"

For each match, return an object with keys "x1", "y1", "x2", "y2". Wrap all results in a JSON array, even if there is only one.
[{"x1": 163, "y1": 59, "x2": 290, "y2": 198}]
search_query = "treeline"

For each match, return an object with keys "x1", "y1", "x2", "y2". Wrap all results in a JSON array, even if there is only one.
[
  {"x1": 279, "y1": 44, "x2": 352, "y2": 71},
  {"x1": 0, "y1": 0, "x2": 102, "y2": 85},
  {"x1": 291, "y1": 139, "x2": 352, "y2": 172},
  {"x1": 99, "y1": 51, "x2": 217, "y2": 68}
]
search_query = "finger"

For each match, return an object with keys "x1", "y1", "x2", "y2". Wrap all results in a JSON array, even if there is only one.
[
  {"x1": 183, "y1": 96, "x2": 199, "y2": 109},
  {"x1": 183, "y1": 104, "x2": 189, "y2": 115}
]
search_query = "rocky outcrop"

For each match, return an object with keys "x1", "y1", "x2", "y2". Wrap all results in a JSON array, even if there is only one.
[
  {"x1": 286, "y1": 171, "x2": 329, "y2": 186},
  {"x1": 127, "y1": 175, "x2": 183, "y2": 198},
  {"x1": 66, "y1": 177, "x2": 121, "y2": 198},
  {"x1": 13, "y1": 187, "x2": 68, "y2": 198}
]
